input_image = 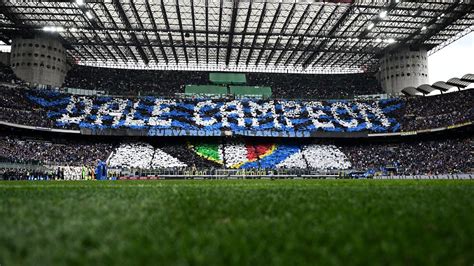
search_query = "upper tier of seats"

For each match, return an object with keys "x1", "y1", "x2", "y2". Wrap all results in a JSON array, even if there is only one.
[
  {"x1": 23, "y1": 87, "x2": 404, "y2": 135},
  {"x1": 0, "y1": 85, "x2": 472, "y2": 135},
  {"x1": 63, "y1": 65, "x2": 383, "y2": 98}
]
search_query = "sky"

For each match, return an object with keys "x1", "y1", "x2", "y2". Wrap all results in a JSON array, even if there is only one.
[{"x1": 428, "y1": 31, "x2": 474, "y2": 84}]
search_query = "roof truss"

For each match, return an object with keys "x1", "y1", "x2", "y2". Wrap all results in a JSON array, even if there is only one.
[{"x1": 0, "y1": 0, "x2": 473, "y2": 74}]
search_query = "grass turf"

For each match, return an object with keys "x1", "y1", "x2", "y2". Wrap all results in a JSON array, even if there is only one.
[{"x1": 0, "y1": 180, "x2": 473, "y2": 265}]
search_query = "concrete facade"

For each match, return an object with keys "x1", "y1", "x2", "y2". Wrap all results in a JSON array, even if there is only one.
[
  {"x1": 10, "y1": 35, "x2": 68, "y2": 87},
  {"x1": 0, "y1": 52, "x2": 10, "y2": 66},
  {"x1": 378, "y1": 48, "x2": 429, "y2": 94}
]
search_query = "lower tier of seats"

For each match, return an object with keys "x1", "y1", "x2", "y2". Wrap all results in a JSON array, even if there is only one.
[{"x1": 1, "y1": 127, "x2": 472, "y2": 175}]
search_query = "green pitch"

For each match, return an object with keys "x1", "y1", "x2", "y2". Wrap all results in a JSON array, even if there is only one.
[{"x1": 0, "y1": 180, "x2": 473, "y2": 265}]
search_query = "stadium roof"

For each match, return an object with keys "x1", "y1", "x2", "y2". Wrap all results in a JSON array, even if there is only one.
[{"x1": 0, "y1": 0, "x2": 473, "y2": 73}]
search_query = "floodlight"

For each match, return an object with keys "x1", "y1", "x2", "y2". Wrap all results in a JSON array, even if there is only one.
[{"x1": 85, "y1": 11, "x2": 93, "y2": 19}]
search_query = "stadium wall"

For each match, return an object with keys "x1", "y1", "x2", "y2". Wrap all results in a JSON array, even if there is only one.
[
  {"x1": 0, "y1": 51, "x2": 10, "y2": 66},
  {"x1": 10, "y1": 35, "x2": 68, "y2": 87},
  {"x1": 379, "y1": 48, "x2": 429, "y2": 94}
]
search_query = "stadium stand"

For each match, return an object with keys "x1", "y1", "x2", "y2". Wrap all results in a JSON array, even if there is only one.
[
  {"x1": 63, "y1": 65, "x2": 208, "y2": 96},
  {"x1": 107, "y1": 143, "x2": 187, "y2": 169},
  {"x1": 0, "y1": 129, "x2": 472, "y2": 177},
  {"x1": 0, "y1": 85, "x2": 405, "y2": 134},
  {"x1": 107, "y1": 143, "x2": 155, "y2": 169},
  {"x1": 62, "y1": 65, "x2": 382, "y2": 99},
  {"x1": 0, "y1": 65, "x2": 473, "y2": 178},
  {"x1": 340, "y1": 135, "x2": 474, "y2": 175},
  {"x1": 0, "y1": 134, "x2": 113, "y2": 166},
  {"x1": 0, "y1": 85, "x2": 472, "y2": 135},
  {"x1": 0, "y1": 63, "x2": 20, "y2": 84},
  {"x1": 247, "y1": 72, "x2": 383, "y2": 99},
  {"x1": 402, "y1": 89, "x2": 474, "y2": 131},
  {"x1": 0, "y1": 85, "x2": 57, "y2": 128}
]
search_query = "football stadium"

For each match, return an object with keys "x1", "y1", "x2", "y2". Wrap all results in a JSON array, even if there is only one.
[{"x1": 0, "y1": 0, "x2": 473, "y2": 264}]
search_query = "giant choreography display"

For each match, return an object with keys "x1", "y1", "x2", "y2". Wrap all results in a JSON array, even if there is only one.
[{"x1": 27, "y1": 90, "x2": 403, "y2": 137}]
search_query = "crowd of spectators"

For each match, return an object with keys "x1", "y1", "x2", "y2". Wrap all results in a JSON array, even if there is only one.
[
  {"x1": 1, "y1": 84, "x2": 472, "y2": 133},
  {"x1": 107, "y1": 143, "x2": 187, "y2": 169},
  {"x1": 0, "y1": 135, "x2": 113, "y2": 166},
  {"x1": 402, "y1": 89, "x2": 474, "y2": 131},
  {"x1": 2, "y1": 63, "x2": 473, "y2": 134},
  {"x1": 0, "y1": 133, "x2": 471, "y2": 175},
  {"x1": 63, "y1": 65, "x2": 208, "y2": 96},
  {"x1": 246, "y1": 72, "x2": 383, "y2": 99},
  {"x1": 0, "y1": 63, "x2": 20, "y2": 84},
  {"x1": 0, "y1": 64, "x2": 473, "y2": 176},
  {"x1": 0, "y1": 84, "x2": 31, "y2": 109},
  {"x1": 157, "y1": 141, "x2": 223, "y2": 169},
  {"x1": 340, "y1": 136, "x2": 473, "y2": 175},
  {"x1": 0, "y1": 85, "x2": 57, "y2": 128},
  {"x1": 62, "y1": 65, "x2": 382, "y2": 99}
]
